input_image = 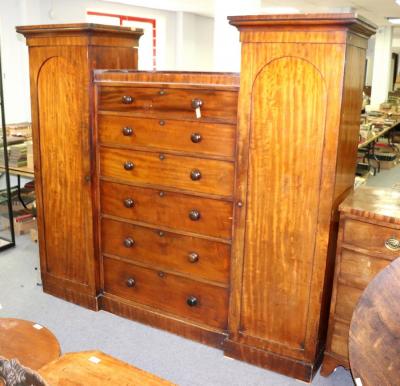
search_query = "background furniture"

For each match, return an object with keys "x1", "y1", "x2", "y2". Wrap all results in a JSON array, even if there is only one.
[
  {"x1": 226, "y1": 14, "x2": 375, "y2": 381},
  {"x1": 0, "y1": 318, "x2": 60, "y2": 370},
  {"x1": 349, "y1": 257, "x2": 400, "y2": 386},
  {"x1": 321, "y1": 187, "x2": 400, "y2": 375},
  {"x1": 38, "y1": 351, "x2": 174, "y2": 385},
  {"x1": 17, "y1": 24, "x2": 143, "y2": 310}
]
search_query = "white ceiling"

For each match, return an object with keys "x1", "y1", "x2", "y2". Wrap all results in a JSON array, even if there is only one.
[{"x1": 104, "y1": 0, "x2": 400, "y2": 26}]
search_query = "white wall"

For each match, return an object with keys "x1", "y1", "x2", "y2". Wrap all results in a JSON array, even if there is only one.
[{"x1": 0, "y1": 0, "x2": 215, "y2": 124}]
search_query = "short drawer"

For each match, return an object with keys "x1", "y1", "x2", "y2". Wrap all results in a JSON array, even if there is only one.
[
  {"x1": 100, "y1": 181, "x2": 233, "y2": 239},
  {"x1": 334, "y1": 283, "x2": 363, "y2": 322},
  {"x1": 98, "y1": 86, "x2": 238, "y2": 124},
  {"x1": 103, "y1": 256, "x2": 229, "y2": 329},
  {"x1": 100, "y1": 148, "x2": 234, "y2": 197},
  {"x1": 329, "y1": 319, "x2": 350, "y2": 360},
  {"x1": 98, "y1": 115, "x2": 236, "y2": 159},
  {"x1": 101, "y1": 218, "x2": 230, "y2": 284},
  {"x1": 339, "y1": 249, "x2": 392, "y2": 288},
  {"x1": 343, "y1": 219, "x2": 400, "y2": 256}
]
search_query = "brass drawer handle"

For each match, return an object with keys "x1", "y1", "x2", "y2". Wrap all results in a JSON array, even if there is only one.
[
  {"x1": 190, "y1": 169, "x2": 201, "y2": 181},
  {"x1": 122, "y1": 95, "x2": 134, "y2": 104},
  {"x1": 122, "y1": 127, "x2": 133, "y2": 136},
  {"x1": 124, "y1": 237, "x2": 135, "y2": 248},
  {"x1": 188, "y1": 252, "x2": 199, "y2": 263},
  {"x1": 191, "y1": 133, "x2": 202, "y2": 143},
  {"x1": 186, "y1": 296, "x2": 198, "y2": 307},
  {"x1": 124, "y1": 161, "x2": 135, "y2": 171},
  {"x1": 189, "y1": 210, "x2": 201, "y2": 221},
  {"x1": 126, "y1": 278, "x2": 136, "y2": 288},
  {"x1": 385, "y1": 238, "x2": 400, "y2": 251},
  {"x1": 123, "y1": 198, "x2": 135, "y2": 208}
]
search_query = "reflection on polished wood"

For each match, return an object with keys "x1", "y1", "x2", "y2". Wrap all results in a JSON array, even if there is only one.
[{"x1": 349, "y1": 257, "x2": 400, "y2": 386}]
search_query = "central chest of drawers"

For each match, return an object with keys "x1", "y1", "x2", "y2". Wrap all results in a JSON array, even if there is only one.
[{"x1": 94, "y1": 71, "x2": 239, "y2": 345}]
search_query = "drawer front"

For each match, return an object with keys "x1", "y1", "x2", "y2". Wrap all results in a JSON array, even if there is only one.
[
  {"x1": 100, "y1": 181, "x2": 233, "y2": 239},
  {"x1": 100, "y1": 148, "x2": 234, "y2": 197},
  {"x1": 340, "y1": 249, "x2": 391, "y2": 288},
  {"x1": 98, "y1": 115, "x2": 236, "y2": 158},
  {"x1": 98, "y1": 86, "x2": 238, "y2": 123},
  {"x1": 334, "y1": 283, "x2": 363, "y2": 322},
  {"x1": 343, "y1": 219, "x2": 400, "y2": 257},
  {"x1": 329, "y1": 319, "x2": 350, "y2": 360},
  {"x1": 103, "y1": 256, "x2": 229, "y2": 329},
  {"x1": 101, "y1": 218, "x2": 230, "y2": 284}
]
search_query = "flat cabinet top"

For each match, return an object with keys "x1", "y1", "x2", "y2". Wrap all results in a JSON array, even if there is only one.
[
  {"x1": 340, "y1": 187, "x2": 400, "y2": 224},
  {"x1": 16, "y1": 23, "x2": 143, "y2": 37},
  {"x1": 94, "y1": 70, "x2": 240, "y2": 89},
  {"x1": 228, "y1": 12, "x2": 376, "y2": 37}
]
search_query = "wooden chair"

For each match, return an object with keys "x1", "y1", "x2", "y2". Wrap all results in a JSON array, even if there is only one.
[{"x1": 349, "y1": 257, "x2": 400, "y2": 386}]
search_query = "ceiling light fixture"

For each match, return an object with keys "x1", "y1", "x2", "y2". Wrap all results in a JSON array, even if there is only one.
[
  {"x1": 388, "y1": 17, "x2": 400, "y2": 24},
  {"x1": 396, "y1": 0, "x2": 400, "y2": 5}
]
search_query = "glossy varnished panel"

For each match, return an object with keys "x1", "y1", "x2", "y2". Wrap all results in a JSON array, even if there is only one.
[
  {"x1": 37, "y1": 50, "x2": 94, "y2": 284},
  {"x1": 239, "y1": 57, "x2": 326, "y2": 349},
  {"x1": 103, "y1": 256, "x2": 229, "y2": 329},
  {"x1": 98, "y1": 86, "x2": 238, "y2": 124},
  {"x1": 98, "y1": 114, "x2": 236, "y2": 159},
  {"x1": 100, "y1": 147, "x2": 234, "y2": 197},
  {"x1": 101, "y1": 217, "x2": 230, "y2": 284},
  {"x1": 100, "y1": 181, "x2": 233, "y2": 239}
]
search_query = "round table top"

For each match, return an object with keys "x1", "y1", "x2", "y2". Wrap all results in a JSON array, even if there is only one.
[
  {"x1": 0, "y1": 318, "x2": 61, "y2": 370},
  {"x1": 349, "y1": 257, "x2": 400, "y2": 386}
]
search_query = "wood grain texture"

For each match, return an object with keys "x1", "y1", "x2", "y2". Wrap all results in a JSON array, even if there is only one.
[
  {"x1": 322, "y1": 187, "x2": 400, "y2": 376},
  {"x1": 349, "y1": 258, "x2": 400, "y2": 386},
  {"x1": 98, "y1": 86, "x2": 238, "y2": 124},
  {"x1": 17, "y1": 24, "x2": 142, "y2": 308},
  {"x1": 100, "y1": 181, "x2": 233, "y2": 239},
  {"x1": 101, "y1": 217, "x2": 230, "y2": 285},
  {"x1": 100, "y1": 147, "x2": 234, "y2": 197},
  {"x1": 39, "y1": 351, "x2": 174, "y2": 386},
  {"x1": 98, "y1": 114, "x2": 236, "y2": 159},
  {"x1": 103, "y1": 256, "x2": 229, "y2": 330},
  {"x1": 0, "y1": 318, "x2": 61, "y2": 370}
]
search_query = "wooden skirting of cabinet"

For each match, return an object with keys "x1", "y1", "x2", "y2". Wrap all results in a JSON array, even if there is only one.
[
  {"x1": 94, "y1": 70, "x2": 239, "y2": 347},
  {"x1": 321, "y1": 187, "x2": 400, "y2": 376}
]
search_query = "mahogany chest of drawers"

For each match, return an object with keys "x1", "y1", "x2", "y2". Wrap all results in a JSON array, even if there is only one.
[
  {"x1": 321, "y1": 187, "x2": 400, "y2": 376},
  {"x1": 95, "y1": 71, "x2": 239, "y2": 343}
]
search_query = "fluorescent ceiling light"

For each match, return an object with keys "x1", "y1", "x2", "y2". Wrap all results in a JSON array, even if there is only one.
[{"x1": 388, "y1": 17, "x2": 400, "y2": 24}]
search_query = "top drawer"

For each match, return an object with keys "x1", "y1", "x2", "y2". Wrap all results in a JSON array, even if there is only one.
[
  {"x1": 343, "y1": 218, "x2": 400, "y2": 257},
  {"x1": 98, "y1": 86, "x2": 238, "y2": 124}
]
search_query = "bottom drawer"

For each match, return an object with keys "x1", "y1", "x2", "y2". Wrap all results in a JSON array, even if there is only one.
[
  {"x1": 103, "y1": 257, "x2": 228, "y2": 330},
  {"x1": 330, "y1": 320, "x2": 350, "y2": 360}
]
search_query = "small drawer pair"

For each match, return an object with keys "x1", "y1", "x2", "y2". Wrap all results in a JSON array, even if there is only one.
[{"x1": 103, "y1": 256, "x2": 229, "y2": 329}]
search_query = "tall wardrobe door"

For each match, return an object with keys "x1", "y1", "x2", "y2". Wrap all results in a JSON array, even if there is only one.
[
  {"x1": 240, "y1": 57, "x2": 327, "y2": 350},
  {"x1": 37, "y1": 51, "x2": 94, "y2": 285}
]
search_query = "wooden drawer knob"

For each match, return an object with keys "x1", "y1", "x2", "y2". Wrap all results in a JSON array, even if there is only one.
[
  {"x1": 122, "y1": 127, "x2": 133, "y2": 136},
  {"x1": 186, "y1": 296, "x2": 198, "y2": 307},
  {"x1": 189, "y1": 210, "x2": 201, "y2": 221},
  {"x1": 126, "y1": 278, "x2": 136, "y2": 287},
  {"x1": 191, "y1": 133, "x2": 202, "y2": 143},
  {"x1": 123, "y1": 198, "x2": 135, "y2": 208},
  {"x1": 122, "y1": 95, "x2": 134, "y2": 104},
  {"x1": 124, "y1": 237, "x2": 135, "y2": 248},
  {"x1": 190, "y1": 169, "x2": 201, "y2": 181},
  {"x1": 385, "y1": 238, "x2": 400, "y2": 251},
  {"x1": 124, "y1": 161, "x2": 135, "y2": 171},
  {"x1": 188, "y1": 252, "x2": 199, "y2": 263}
]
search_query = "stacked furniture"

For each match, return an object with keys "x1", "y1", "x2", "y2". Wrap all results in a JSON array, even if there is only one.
[
  {"x1": 321, "y1": 187, "x2": 400, "y2": 375},
  {"x1": 18, "y1": 14, "x2": 375, "y2": 381}
]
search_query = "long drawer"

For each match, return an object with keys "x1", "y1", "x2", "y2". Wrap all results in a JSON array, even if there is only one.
[
  {"x1": 98, "y1": 86, "x2": 238, "y2": 124},
  {"x1": 103, "y1": 256, "x2": 229, "y2": 329},
  {"x1": 100, "y1": 181, "x2": 233, "y2": 239},
  {"x1": 100, "y1": 147, "x2": 234, "y2": 197},
  {"x1": 98, "y1": 115, "x2": 236, "y2": 159},
  {"x1": 101, "y1": 218, "x2": 230, "y2": 285}
]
